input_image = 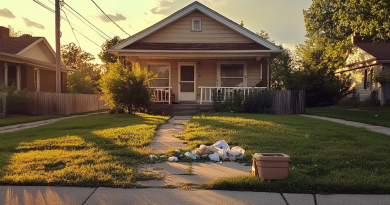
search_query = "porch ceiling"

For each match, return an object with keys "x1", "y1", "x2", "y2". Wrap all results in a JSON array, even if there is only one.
[{"x1": 134, "y1": 56, "x2": 256, "y2": 60}]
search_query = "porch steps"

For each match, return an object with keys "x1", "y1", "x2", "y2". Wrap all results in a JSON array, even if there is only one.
[{"x1": 170, "y1": 104, "x2": 212, "y2": 116}]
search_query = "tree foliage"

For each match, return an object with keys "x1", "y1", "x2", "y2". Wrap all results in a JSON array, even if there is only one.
[
  {"x1": 99, "y1": 62, "x2": 156, "y2": 113},
  {"x1": 98, "y1": 36, "x2": 123, "y2": 65},
  {"x1": 8, "y1": 25, "x2": 32, "y2": 37},
  {"x1": 0, "y1": 83, "x2": 30, "y2": 114},
  {"x1": 60, "y1": 43, "x2": 101, "y2": 94}
]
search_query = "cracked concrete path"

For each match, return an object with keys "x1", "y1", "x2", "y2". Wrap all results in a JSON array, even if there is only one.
[
  {"x1": 0, "y1": 112, "x2": 108, "y2": 134},
  {"x1": 146, "y1": 116, "x2": 191, "y2": 153},
  {"x1": 300, "y1": 114, "x2": 390, "y2": 136},
  {"x1": 2, "y1": 185, "x2": 389, "y2": 205}
]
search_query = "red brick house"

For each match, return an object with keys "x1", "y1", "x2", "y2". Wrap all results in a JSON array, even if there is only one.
[
  {"x1": 108, "y1": 1, "x2": 283, "y2": 104},
  {"x1": 0, "y1": 26, "x2": 74, "y2": 93}
]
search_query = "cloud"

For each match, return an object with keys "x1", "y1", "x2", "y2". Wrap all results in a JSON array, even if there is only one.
[
  {"x1": 96, "y1": 13, "x2": 126, "y2": 23},
  {"x1": 0, "y1": 8, "x2": 16, "y2": 18},
  {"x1": 22, "y1": 18, "x2": 45, "y2": 29}
]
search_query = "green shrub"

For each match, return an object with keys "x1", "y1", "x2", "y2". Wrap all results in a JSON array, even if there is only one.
[
  {"x1": 243, "y1": 89, "x2": 274, "y2": 114},
  {"x1": 100, "y1": 61, "x2": 156, "y2": 114},
  {"x1": 373, "y1": 71, "x2": 390, "y2": 85},
  {"x1": 0, "y1": 84, "x2": 31, "y2": 114}
]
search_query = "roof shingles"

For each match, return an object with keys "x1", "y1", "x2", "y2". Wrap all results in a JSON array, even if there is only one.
[
  {"x1": 0, "y1": 37, "x2": 41, "y2": 54},
  {"x1": 355, "y1": 43, "x2": 390, "y2": 60}
]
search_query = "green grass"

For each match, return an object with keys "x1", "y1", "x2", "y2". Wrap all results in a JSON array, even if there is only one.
[
  {"x1": 306, "y1": 107, "x2": 390, "y2": 127},
  {"x1": 176, "y1": 113, "x2": 390, "y2": 194},
  {"x1": 0, "y1": 113, "x2": 169, "y2": 187},
  {"x1": 0, "y1": 109, "x2": 109, "y2": 127}
]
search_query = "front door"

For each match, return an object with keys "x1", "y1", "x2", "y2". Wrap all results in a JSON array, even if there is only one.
[{"x1": 178, "y1": 63, "x2": 196, "y2": 101}]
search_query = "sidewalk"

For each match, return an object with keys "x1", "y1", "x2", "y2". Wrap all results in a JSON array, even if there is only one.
[
  {"x1": 300, "y1": 114, "x2": 390, "y2": 136},
  {"x1": 1, "y1": 185, "x2": 389, "y2": 205},
  {"x1": 0, "y1": 112, "x2": 107, "y2": 134}
]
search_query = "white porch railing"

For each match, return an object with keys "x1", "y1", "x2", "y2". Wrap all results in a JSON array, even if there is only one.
[
  {"x1": 151, "y1": 87, "x2": 172, "y2": 104},
  {"x1": 199, "y1": 86, "x2": 267, "y2": 104}
]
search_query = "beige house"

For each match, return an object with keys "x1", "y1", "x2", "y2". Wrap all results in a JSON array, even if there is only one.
[
  {"x1": 108, "y1": 1, "x2": 283, "y2": 104},
  {"x1": 337, "y1": 33, "x2": 390, "y2": 105}
]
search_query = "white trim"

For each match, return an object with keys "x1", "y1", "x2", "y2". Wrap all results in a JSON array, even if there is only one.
[
  {"x1": 34, "y1": 67, "x2": 40, "y2": 91},
  {"x1": 4, "y1": 62, "x2": 8, "y2": 86},
  {"x1": 111, "y1": 2, "x2": 282, "y2": 51},
  {"x1": 16, "y1": 65, "x2": 21, "y2": 90},
  {"x1": 109, "y1": 49, "x2": 280, "y2": 54},
  {"x1": 191, "y1": 18, "x2": 202, "y2": 32},
  {"x1": 178, "y1": 62, "x2": 197, "y2": 101},
  {"x1": 217, "y1": 61, "x2": 247, "y2": 87},
  {"x1": 145, "y1": 62, "x2": 171, "y2": 88},
  {"x1": 16, "y1": 38, "x2": 44, "y2": 55}
]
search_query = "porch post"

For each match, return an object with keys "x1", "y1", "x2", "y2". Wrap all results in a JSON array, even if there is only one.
[
  {"x1": 16, "y1": 65, "x2": 21, "y2": 90},
  {"x1": 4, "y1": 62, "x2": 8, "y2": 86}
]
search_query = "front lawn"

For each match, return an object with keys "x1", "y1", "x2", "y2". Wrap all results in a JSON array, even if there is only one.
[
  {"x1": 176, "y1": 113, "x2": 390, "y2": 194},
  {"x1": 0, "y1": 113, "x2": 169, "y2": 187},
  {"x1": 306, "y1": 107, "x2": 390, "y2": 127}
]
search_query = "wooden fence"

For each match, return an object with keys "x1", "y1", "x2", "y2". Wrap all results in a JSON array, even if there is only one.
[
  {"x1": 273, "y1": 90, "x2": 305, "y2": 115},
  {"x1": 28, "y1": 92, "x2": 107, "y2": 115}
]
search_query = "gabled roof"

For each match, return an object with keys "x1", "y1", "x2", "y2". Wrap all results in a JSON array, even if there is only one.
[
  {"x1": 355, "y1": 43, "x2": 390, "y2": 60},
  {"x1": 0, "y1": 37, "x2": 42, "y2": 54},
  {"x1": 111, "y1": 1, "x2": 282, "y2": 51}
]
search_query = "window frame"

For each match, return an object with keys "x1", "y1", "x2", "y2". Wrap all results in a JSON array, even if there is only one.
[
  {"x1": 217, "y1": 61, "x2": 247, "y2": 87},
  {"x1": 191, "y1": 18, "x2": 202, "y2": 32},
  {"x1": 34, "y1": 67, "x2": 40, "y2": 91},
  {"x1": 146, "y1": 62, "x2": 171, "y2": 88}
]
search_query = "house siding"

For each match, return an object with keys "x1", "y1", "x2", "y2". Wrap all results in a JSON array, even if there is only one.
[
  {"x1": 40, "y1": 69, "x2": 56, "y2": 92},
  {"x1": 140, "y1": 10, "x2": 253, "y2": 44},
  {"x1": 137, "y1": 59, "x2": 264, "y2": 102}
]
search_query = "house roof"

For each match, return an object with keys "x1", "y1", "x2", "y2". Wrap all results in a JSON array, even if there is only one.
[
  {"x1": 124, "y1": 43, "x2": 270, "y2": 50},
  {"x1": 0, "y1": 37, "x2": 42, "y2": 54},
  {"x1": 355, "y1": 43, "x2": 390, "y2": 60},
  {"x1": 110, "y1": 1, "x2": 282, "y2": 52}
]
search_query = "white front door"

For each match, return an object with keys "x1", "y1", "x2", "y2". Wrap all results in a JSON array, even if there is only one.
[{"x1": 178, "y1": 63, "x2": 196, "y2": 101}]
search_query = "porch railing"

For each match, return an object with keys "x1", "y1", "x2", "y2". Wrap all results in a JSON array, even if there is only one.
[
  {"x1": 151, "y1": 87, "x2": 172, "y2": 104},
  {"x1": 199, "y1": 86, "x2": 267, "y2": 104}
]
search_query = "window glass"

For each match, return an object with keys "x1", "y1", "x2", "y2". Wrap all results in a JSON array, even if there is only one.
[
  {"x1": 148, "y1": 64, "x2": 169, "y2": 87},
  {"x1": 220, "y1": 64, "x2": 244, "y2": 87}
]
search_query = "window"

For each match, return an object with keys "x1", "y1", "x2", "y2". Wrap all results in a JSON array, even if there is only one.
[
  {"x1": 220, "y1": 64, "x2": 246, "y2": 87},
  {"x1": 147, "y1": 64, "x2": 170, "y2": 87},
  {"x1": 192, "y1": 18, "x2": 202, "y2": 32},
  {"x1": 34, "y1": 68, "x2": 40, "y2": 91},
  {"x1": 364, "y1": 69, "x2": 368, "y2": 89}
]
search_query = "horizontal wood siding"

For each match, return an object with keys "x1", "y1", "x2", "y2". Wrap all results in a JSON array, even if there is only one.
[
  {"x1": 140, "y1": 11, "x2": 253, "y2": 43},
  {"x1": 27, "y1": 92, "x2": 106, "y2": 115}
]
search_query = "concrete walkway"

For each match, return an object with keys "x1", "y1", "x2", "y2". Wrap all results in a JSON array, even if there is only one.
[
  {"x1": 300, "y1": 114, "x2": 390, "y2": 136},
  {"x1": 1, "y1": 185, "x2": 390, "y2": 205},
  {"x1": 146, "y1": 116, "x2": 191, "y2": 153},
  {"x1": 0, "y1": 112, "x2": 107, "y2": 134}
]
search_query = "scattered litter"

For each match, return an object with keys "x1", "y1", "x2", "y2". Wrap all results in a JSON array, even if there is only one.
[
  {"x1": 168, "y1": 156, "x2": 178, "y2": 162},
  {"x1": 375, "y1": 115, "x2": 378, "y2": 116},
  {"x1": 175, "y1": 149, "x2": 181, "y2": 153},
  {"x1": 209, "y1": 152, "x2": 220, "y2": 162},
  {"x1": 160, "y1": 155, "x2": 165, "y2": 158},
  {"x1": 179, "y1": 154, "x2": 183, "y2": 158},
  {"x1": 230, "y1": 146, "x2": 245, "y2": 159},
  {"x1": 201, "y1": 154, "x2": 208, "y2": 157},
  {"x1": 149, "y1": 155, "x2": 158, "y2": 160},
  {"x1": 212, "y1": 140, "x2": 230, "y2": 150},
  {"x1": 185, "y1": 151, "x2": 199, "y2": 160}
]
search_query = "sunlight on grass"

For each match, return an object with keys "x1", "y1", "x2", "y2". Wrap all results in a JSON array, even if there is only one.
[{"x1": 2, "y1": 136, "x2": 135, "y2": 187}]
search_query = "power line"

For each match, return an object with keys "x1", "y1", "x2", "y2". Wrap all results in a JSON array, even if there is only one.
[
  {"x1": 33, "y1": 0, "x2": 75, "y2": 26},
  {"x1": 73, "y1": 29, "x2": 101, "y2": 48},
  {"x1": 90, "y1": 0, "x2": 130, "y2": 36},
  {"x1": 61, "y1": 1, "x2": 111, "y2": 40},
  {"x1": 62, "y1": 9, "x2": 81, "y2": 48}
]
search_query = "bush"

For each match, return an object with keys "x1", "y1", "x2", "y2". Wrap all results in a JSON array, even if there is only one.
[
  {"x1": 211, "y1": 88, "x2": 274, "y2": 114},
  {"x1": 0, "y1": 84, "x2": 31, "y2": 114},
  {"x1": 100, "y1": 61, "x2": 156, "y2": 114},
  {"x1": 373, "y1": 71, "x2": 390, "y2": 85},
  {"x1": 338, "y1": 91, "x2": 380, "y2": 108}
]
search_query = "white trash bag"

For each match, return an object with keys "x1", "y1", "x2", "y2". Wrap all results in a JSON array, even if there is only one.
[
  {"x1": 213, "y1": 140, "x2": 230, "y2": 150},
  {"x1": 229, "y1": 146, "x2": 245, "y2": 159},
  {"x1": 218, "y1": 149, "x2": 236, "y2": 161},
  {"x1": 208, "y1": 152, "x2": 220, "y2": 161}
]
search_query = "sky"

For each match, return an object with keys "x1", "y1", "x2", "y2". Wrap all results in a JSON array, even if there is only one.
[{"x1": 0, "y1": 0, "x2": 312, "y2": 64}]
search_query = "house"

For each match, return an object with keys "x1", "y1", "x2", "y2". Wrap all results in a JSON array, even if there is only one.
[
  {"x1": 336, "y1": 33, "x2": 389, "y2": 105},
  {"x1": 108, "y1": 1, "x2": 283, "y2": 104},
  {"x1": 0, "y1": 26, "x2": 74, "y2": 93}
]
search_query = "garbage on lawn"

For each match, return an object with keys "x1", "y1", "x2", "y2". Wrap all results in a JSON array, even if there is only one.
[
  {"x1": 168, "y1": 156, "x2": 178, "y2": 162},
  {"x1": 159, "y1": 155, "x2": 165, "y2": 158},
  {"x1": 188, "y1": 140, "x2": 245, "y2": 161},
  {"x1": 149, "y1": 154, "x2": 158, "y2": 160}
]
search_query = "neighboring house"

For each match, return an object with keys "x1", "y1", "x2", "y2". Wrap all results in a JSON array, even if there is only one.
[
  {"x1": 337, "y1": 33, "x2": 389, "y2": 105},
  {"x1": 0, "y1": 26, "x2": 74, "y2": 93},
  {"x1": 108, "y1": 1, "x2": 283, "y2": 104}
]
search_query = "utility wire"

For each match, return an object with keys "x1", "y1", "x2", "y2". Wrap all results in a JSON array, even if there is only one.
[
  {"x1": 62, "y1": 9, "x2": 81, "y2": 48},
  {"x1": 33, "y1": 0, "x2": 75, "y2": 26},
  {"x1": 74, "y1": 29, "x2": 101, "y2": 48},
  {"x1": 62, "y1": 1, "x2": 111, "y2": 39},
  {"x1": 90, "y1": 0, "x2": 130, "y2": 36}
]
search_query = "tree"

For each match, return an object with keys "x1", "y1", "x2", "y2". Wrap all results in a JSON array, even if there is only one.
[
  {"x1": 8, "y1": 25, "x2": 32, "y2": 37},
  {"x1": 98, "y1": 36, "x2": 123, "y2": 65},
  {"x1": 100, "y1": 61, "x2": 156, "y2": 113},
  {"x1": 60, "y1": 43, "x2": 101, "y2": 93}
]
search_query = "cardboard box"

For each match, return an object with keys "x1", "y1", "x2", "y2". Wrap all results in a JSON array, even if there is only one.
[{"x1": 252, "y1": 153, "x2": 290, "y2": 179}]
